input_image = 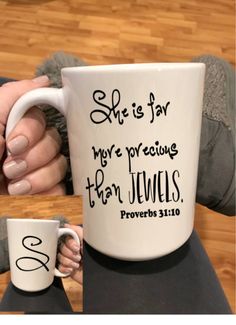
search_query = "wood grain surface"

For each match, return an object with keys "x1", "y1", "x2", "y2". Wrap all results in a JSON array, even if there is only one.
[
  {"x1": 0, "y1": 0, "x2": 235, "y2": 314},
  {"x1": 0, "y1": 0, "x2": 234, "y2": 80}
]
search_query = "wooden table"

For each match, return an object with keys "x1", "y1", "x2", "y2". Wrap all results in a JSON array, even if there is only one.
[{"x1": 0, "y1": 196, "x2": 235, "y2": 313}]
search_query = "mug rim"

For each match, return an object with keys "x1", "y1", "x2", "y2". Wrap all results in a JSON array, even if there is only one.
[{"x1": 61, "y1": 62, "x2": 205, "y2": 73}]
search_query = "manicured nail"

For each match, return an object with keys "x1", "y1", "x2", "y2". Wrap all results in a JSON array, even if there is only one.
[
  {"x1": 7, "y1": 135, "x2": 29, "y2": 155},
  {"x1": 32, "y1": 75, "x2": 49, "y2": 84},
  {"x1": 64, "y1": 268, "x2": 73, "y2": 274},
  {"x1": 72, "y1": 244, "x2": 80, "y2": 253},
  {"x1": 8, "y1": 180, "x2": 31, "y2": 195},
  {"x1": 3, "y1": 160, "x2": 27, "y2": 179},
  {"x1": 72, "y1": 262, "x2": 80, "y2": 269},
  {"x1": 73, "y1": 254, "x2": 81, "y2": 262}
]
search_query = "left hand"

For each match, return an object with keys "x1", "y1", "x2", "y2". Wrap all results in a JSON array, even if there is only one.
[{"x1": 0, "y1": 78, "x2": 67, "y2": 195}]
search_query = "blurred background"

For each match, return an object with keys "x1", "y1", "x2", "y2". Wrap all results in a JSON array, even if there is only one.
[{"x1": 0, "y1": 0, "x2": 235, "y2": 313}]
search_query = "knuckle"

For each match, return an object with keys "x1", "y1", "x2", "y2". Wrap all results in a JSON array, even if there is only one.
[
  {"x1": 47, "y1": 127, "x2": 60, "y2": 138},
  {"x1": 55, "y1": 183, "x2": 66, "y2": 195},
  {"x1": 28, "y1": 107, "x2": 46, "y2": 126},
  {"x1": 57, "y1": 252, "x2": 63, "y2": 262},
  {"x1": 58, "y1": 255, "x2": 69, "y2": 266},
  {"x1": 65, "y1": 237, "x2": 74, "y2": 247},
  {"x1": 60, "y1": 154, "x2": 68, "y2": 169},
  {"x1": 57, "y1": 155, "x2": 68, "y2": 177},
  {"x1": 60, "y1": 153, "x2": 67, "y2": 164},
  {"x1": 46, "y1": 127, "x2": 62, "y2": 150},
  {"x1": 58, "y1": 265, "x2": 67, "y2": 273},
  {"x1": 1, "y1": 81, "x2": 16, "y2": 88},
  {"x1": 59, "y1": 244, "x2": 72, "y2": 259}
]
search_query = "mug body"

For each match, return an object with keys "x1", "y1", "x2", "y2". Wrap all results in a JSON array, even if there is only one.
[
  {"x1": 62, "y1": 63, "x2": 205, "y2": 260},
  {"x1": 7, "y1": 219, "x2": 59, "y2": 291}
]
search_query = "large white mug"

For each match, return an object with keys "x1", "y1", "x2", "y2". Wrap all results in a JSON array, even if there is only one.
[
  {"x1": 7, "y1": 218, "x2": 80, "y2": 292},
  {"x1": 6, "y1": 63, "x2": 205, "y2": 261}
]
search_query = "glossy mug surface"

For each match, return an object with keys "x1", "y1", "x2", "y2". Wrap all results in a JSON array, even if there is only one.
[
  {"x1": 6, "y1": 63, "x2": 205, "y2": 260},
  {"x1": 7, "y1": 218, "x2": 80, "y2": 291}
]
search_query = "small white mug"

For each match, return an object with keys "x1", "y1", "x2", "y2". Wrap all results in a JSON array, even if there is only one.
[
  {"x1": 6, "y1": 63, "x2": 205, "y2": 261},
  {"x1": 7, "y1": 218, "x2": 80, "y2": 292}
]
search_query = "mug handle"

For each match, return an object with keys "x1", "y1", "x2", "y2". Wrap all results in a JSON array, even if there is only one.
[
  {"x1": 5, "y1": 87, "x2": 66, "y2": 139},
  {"x1": 54, "y1": 227, "x2": 81, "y2": 277}
]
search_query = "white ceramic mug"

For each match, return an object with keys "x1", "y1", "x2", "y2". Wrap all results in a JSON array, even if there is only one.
[
  {"x1": 7, "y1": 218, "x2": 80, "y2": 292},
  {"x1": 6, "y1": 63, "x2": 205, "y2": 261}
]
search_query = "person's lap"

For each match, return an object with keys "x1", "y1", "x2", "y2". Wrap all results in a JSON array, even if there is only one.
[
  {"x1": 83, "y1": 230, "x2": 232, "y2": 314},
  {"x1": 0, "y1": 277, "x2": 73, "y2": 314},
  {"x1": 1, "y1": 230, "x2": 231, "y2": 314}
]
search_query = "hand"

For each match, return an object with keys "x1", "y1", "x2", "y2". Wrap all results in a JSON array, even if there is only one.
[
  {"x1": 57, "y1": 224, "x2": 83, "y2": 285},
  {"x1": 0, "y1": 77, "x2": 67, "y2": 195}
]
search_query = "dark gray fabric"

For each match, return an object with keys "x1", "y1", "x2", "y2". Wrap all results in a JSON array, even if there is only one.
[
  {"x1": 0, "y1": 277, "x2": 73, "y2": 314},
  {"x1": 83, "y1": 231, "x2": 232, "y2": 314},
  {"x1": 0, "y1": 239, "x2": 9, "y2": 273},
  {"x1": 1, "y1": 229, "x2": 232, "y2": 314},
  {"x1": 0, "y1": 217, "x2": 9, "y2": 273}
]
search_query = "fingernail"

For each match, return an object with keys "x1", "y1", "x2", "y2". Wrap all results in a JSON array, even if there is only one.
[
  {"x1": 8, "y1": 179, "x2": 31, "y2": 195},
  {"x1": 3, "y1": 160, "x2": 27, "y2": 179},
  {"x1": 32, "y1": 75, "x2": 49, "y2": 84},
  {"x1": 7, "y1": 135, "x2": 29, "y2": 155},
  {"x1": 72, "y1": 262, "x2": 80, "y2": 269},
  {"x1": 64, "y1": 268, "x2": 73, "y2": 273},
  {"x1": 73, "y1": 254, "x2": 81, "y2": 262},
  {"x1": 72, "y1": 244, "x2": 80, "y2": 253}
]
